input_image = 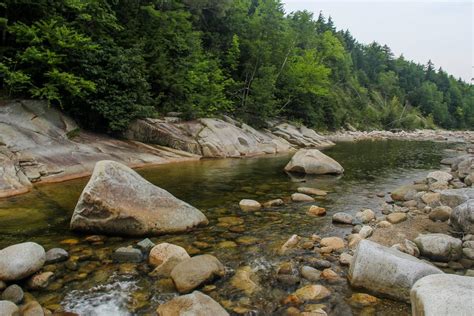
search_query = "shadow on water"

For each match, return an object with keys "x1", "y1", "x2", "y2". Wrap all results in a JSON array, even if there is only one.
[{"x1": 0, "y1": 140, "x2": 455, "y2": 315}]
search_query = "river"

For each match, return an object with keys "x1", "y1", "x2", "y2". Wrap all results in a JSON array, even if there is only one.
[{"x1": 0, "y1": 140, "x2": 454, "y2": 315}]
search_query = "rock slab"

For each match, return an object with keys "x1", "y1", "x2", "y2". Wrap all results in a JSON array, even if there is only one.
[{"x1": 70, "y1": 160, "x2": 208, "y2": 236}]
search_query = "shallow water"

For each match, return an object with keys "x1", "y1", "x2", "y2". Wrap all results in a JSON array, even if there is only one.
[{"x1": 0, "y1": 140, "x2": 454, "y2": 315}]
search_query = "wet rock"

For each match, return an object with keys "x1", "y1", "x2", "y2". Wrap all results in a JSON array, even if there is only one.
[
  {"x1": 297, "y1": 187, "x2": 328, "y2": 196},
  {"x1": 276, "y1": 275, "x2": 300, "y2": 286},
  {"x1": 70, "y1": 160, "x2": 208, "y2": 236},
  {"x1": 414, "y1": 233, "x2": 462, "y2": 262},
  {"x1": 300, "y1": 266, "x2": 321, "y2": 282},
  {"x1": 291, "y1": 193, "x2": 315, "y2": 202},
  {"x1": 391, "y1": 184, "x2": 427, "y2": 201},
  {"x1": 263, "y1": 199, "x2": 284, "y2": 207},
  {"x1": 112, "y1": 247, "x2": 143, "y2": 263},
  {"x1": 429, "y1": 206, "x2": 452, "y2": 222},
  {"x1": 307, "y1": 206, "x2": 326, "y2": 216},
  {"x1": 411, "y1": 274, "x2": 474, "y2": 316},
  {"x1": 156, "y1": 291, "x2": 229, "y2": 316},
  {"x1": 239, "y1": 199, "x2": 261, "y2": 211},
  {"x1": 231, "y1": 266, "x2": 259, "y2": 295},
  {"x1": 450, "y1": 199, "x2": 474, "y2": 234},
  {"x1": 1, "y1": 284, "x2": 24, "y2": 304},
  {"x1": 45, "y1": 248, "x2": 69, "y2": 264},
  {"x1": 136, "y1": 238, "x2": 155, "y2": 253},
  {"x1": 387, "y1": 212, "x2": 407, "y2": 224},
  {"x1": 19, "y1": 301, "x2": 44, "y2": 316},
  {"x1": 321, "y1": 268, "x2": 340, "y2": 281},
  {"x1": 320, "y1": 237, "x2": 344, "y2": 251},
  {"x1": 149, "y1": 243, "x2": 190, "y2": 277},
  {"x1": 280, "y1": 234, "x2": 301, "y2": 254},
  {"x1": 27, "y1": 272, "x2": 54, "y2": 290},
  {"x1": 339, "y1": 253, "x2": 353, "y2": 266},
  {"x1": 0, "y1": 301, "x2": 19, "y2": 316},
  {"x1": 170, "y1": 255, "x2": 225, "y2": 293},
  {"x1": 355, "y1": 209, "x2": 375, "y2": 224},
  {"x1": 293, "y1": 285, "x2": 331, "y2": 302},
  {"x1": 358, "y1": 226, "x2": 373, "y2": 239},
  {"x1": 284, "y1": 149, "x2": 343, "y2": 175},
  {"x1": 331, "y1": 212, "x2": 353, "y2": 225},
  {"x1": 0, "y1": 242, "x2": 45, "y2": 281},
  {"x1": 348, "y1": 293, "x2": 378, "y2": 307},
  {"x1": 349, "y1": 240, "x2": 443, "y2": 301}
]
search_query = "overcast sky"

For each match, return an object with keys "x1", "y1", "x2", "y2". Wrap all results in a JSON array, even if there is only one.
[{"x1": 283, "y1": 0, "x2": 473, "y2": 82}]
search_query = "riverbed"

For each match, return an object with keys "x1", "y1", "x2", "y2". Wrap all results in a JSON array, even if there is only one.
[{"x1": 0, "y1": 140, "x2": 455, "y2": 315}]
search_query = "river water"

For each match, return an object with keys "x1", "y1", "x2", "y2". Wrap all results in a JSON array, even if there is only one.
[{"x1": 0, "y1": 140, "x2": 454, "y2": 315}]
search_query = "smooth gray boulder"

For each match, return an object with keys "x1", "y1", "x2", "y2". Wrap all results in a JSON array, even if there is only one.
[
  {"x1": 411, "y1": 274, "x2": 474, "y2": 316},
  {"x1": 349, "y1": 240, "x2": 443, "y2": 302},
  {"x1": 450, "y1": 199, "x2": 474, "y2": 234},
  {"x1": 284, "y1": 149, "x2": 343, "y2": 175},
  {"x1": 156, "y1": 291, "x2": 229, "y2": 316},
  {"x1": 0, "y1": 301, "x2": 19, "y2": 316},
  {"x1": 439, "y1": 188, "x2": 474, "y2": 208},
  {"x1": 0, "y1": 242, "x2": 45, "y2": 281},
  {"x1": 414, "y1": 233, "x2": 462, "y2": 262},
  {"x1": 70, "y1": 160, "x2": 208, "y2": 236}
]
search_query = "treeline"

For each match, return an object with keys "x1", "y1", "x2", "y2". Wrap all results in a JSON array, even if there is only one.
[{"x1": 1, "y1": 0, "x2": 472, "y2": 133}]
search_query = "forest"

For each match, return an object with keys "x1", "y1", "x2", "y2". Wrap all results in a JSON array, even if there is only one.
[{"x1": 1, "y1": 0, "x2": 472, "y2": 133}]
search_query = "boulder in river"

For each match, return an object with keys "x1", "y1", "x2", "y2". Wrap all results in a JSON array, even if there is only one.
[
  {"x1": 70, "y1": 160, "x2": 208, "y2": 236},
  {"x1": 170, "y1": 255, "x2": 225, "y2": 293},
  {"x1": 156, "y1": 291, "x2": 229, "y2": 316},
  {"x1": 0, "y1": 301, "x2": 19, "y2": 316},
  {"x1": 450, "y1": 199, "x2": 474, "y2": 234},
  {"x1": 349, "y1": 240, "x2": 443, "y2": 302},
  {"x1": 284, "y1": 149, "x2": 343, "y2": 175},
  {"x1": 410, "y1": 274, "x2": 474, "y2": 316},
  {"x1": 0, "y1": 242, "x2": 45, "y2": 281},
  {"x1": 414, "y1": 233, "x2": 462, "y2": 262}
]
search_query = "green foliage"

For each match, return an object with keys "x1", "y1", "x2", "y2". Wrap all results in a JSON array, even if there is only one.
[{"x1": 1, "y1": 0, "x2": 471, "y2": 133}]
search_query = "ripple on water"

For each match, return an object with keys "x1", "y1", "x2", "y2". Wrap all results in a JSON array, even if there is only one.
[{"x1": 62, "y1": 276, "x2": 137, "y2": 316}]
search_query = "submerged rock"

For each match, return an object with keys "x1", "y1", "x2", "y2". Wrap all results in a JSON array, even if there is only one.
[
  {"x1": 156, "y1": 291, "x2": 229, "y2": 316},
  {"x1": 239, "y1": 199, "x2": 261, "y2": 211},
  {"x1": 411, "y1": 274, "x2": 474, "y2": 316},
  {"x1": 349, "y1": 240, "x2": 443, "y2": 302},
  {"x1": 414, "y1": 233, "x2": 462, "y2": 262},
  {"x1": 450, "y1": 199, "x2": 474, "y2": 234},
  {"x1": 231, "y1": 266, "x2": 259, "y2": 295},
  {"x1": 293, "y1": 284, "x2": 331, "y2": 302},
  {"x1": 70, "y1": 160, "x2": 208, "y2": 236},
  {"x1": 284, "y1": 149, "x2": 343, "y2": 175},
  {"x1": 297, "y1": 187, "x2": 328, "y2": 196},
  {"x1": 0, "y1": 242, "x2": 45, "y2": 281},
  {"x1": 170, "y1": 255, "x2": 225, "y2": 293}
]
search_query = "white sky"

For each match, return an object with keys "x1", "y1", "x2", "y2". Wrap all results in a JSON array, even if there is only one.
[{"x1": 283, "y1": 0, "x2": 473, "y2": 82}]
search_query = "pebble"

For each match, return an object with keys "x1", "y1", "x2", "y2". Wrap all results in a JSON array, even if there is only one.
[
  {"x1": 348, "y1": 293, "x2": 378, "y2": 307},
  {"x1": 320, "y1": 237, "x2": 344, "y2": 250},
  {"x1": 358, "y1": 226, "x2": 373, "y2": 239},
  {"x1": 339, "y1": 253, "x2": 353, "y2": 266},
  {"x1": 332, "y1": 212, "x2": 354, "y2": 224},
  {"x1": 112, "y1": 247, "x2": 143, "y2": 263},
  {"x1": 307, "y1": 205, "x2": 326, "y2": 216},
  {"x1": 300, "y1": 266, "x2": 321, "y2": 281},
  {"x1": 1, "y1": 284, "x2": 24, "y2": 304},
  {"x1": 239, "y1": 199, "x2": 261, "y2": 211},
  {"x1": 386, "y1": 212, "x2": 407, "y2": 224}
]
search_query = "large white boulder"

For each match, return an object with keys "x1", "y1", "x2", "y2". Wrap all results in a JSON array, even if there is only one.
[
  {"x1": 0, "y1": 242, "x2": 45, "y2": 281},
  {"x1": 349, "y1": 240, "x2": 443, "y2": 302},
  {"x1": 284, "y1": 149, "x2": 343, "y2": 175},
  {"x1": 450, "y1": 199, "x2": 474, "y2": 234},
  {"x1": 156, "y1": 291, "x2": 229, "y2": 316},
  {"x1": 411, "y1": 274, "x2": 474, "y2": 316},
  {"x1": 414, "y1": 233, "x2": 462, "y2": 262},
  {"x1": 70, "y1": 160, "x2": 208, "y2": 236}
]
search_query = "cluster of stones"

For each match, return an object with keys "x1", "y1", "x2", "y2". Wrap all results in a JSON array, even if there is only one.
[{"x1": 0, "y1": 242, "x2": 70, "y2": 315}]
